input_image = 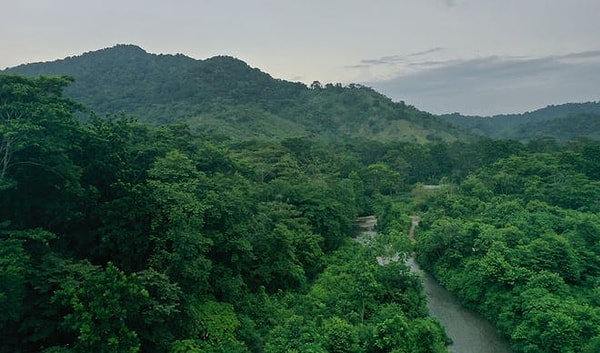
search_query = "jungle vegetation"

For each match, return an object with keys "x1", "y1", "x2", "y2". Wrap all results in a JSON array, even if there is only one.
[
  {"x1": 2, "y1": 47, "x2": 600, "y2": 353},
  {"x1": 1, "y1": 74, "x2": 455, "y2": 353}
]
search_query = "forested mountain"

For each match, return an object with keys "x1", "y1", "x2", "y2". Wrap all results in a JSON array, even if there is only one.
[
  {"x1": 7, "y1": 44, "x2": 598, "y2": 142},
  {"x1": 4, "y1": 44, "x2": 468, "y2": 142},
  {"x1": 440, "y1": 101, "x2": 600, "y2": 141}
]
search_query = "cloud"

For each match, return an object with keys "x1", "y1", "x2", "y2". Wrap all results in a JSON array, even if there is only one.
[
  {"x1": 364, "y1": 51, "x2": 600, "y2": 116},
  {"x1": 557, "y1": 50, "x2": 600, "y2": 62},
  {"x1": 355, "y1": 48, "x2": 445, "y2": 69},
  {"x1": 358, "y1": 55, "x2": 406, "y2": 66},
  {"x1": 408, "y1": 47, "x2": 444, "y2": 57}
]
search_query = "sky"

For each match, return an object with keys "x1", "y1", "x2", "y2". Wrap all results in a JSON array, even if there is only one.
[{"x1": 2, "y1": 0, "x2": 600, "y2": 116}]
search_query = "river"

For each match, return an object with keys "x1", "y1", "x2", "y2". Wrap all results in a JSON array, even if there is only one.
[
  {"x1": 356, "y1": 215, "x2": 514, "y2": 353},
  {"x1": 405, "y1": 257, "x2": 514, "y2": 353}
]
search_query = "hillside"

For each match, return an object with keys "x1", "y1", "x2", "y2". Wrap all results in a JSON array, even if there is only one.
[
  {"x1": 4, "y1": 44, "x2": 471, "y2": 142},
  {"x1": 440, "y1": 101, "x2": 600, "y2": 141}
]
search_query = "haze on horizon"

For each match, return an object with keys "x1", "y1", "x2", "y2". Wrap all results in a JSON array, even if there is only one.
[{"x1": 2, "y1": 0, "x2": 599, "y2": 116}]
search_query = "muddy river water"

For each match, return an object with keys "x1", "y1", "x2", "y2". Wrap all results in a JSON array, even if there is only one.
[{"x1": 405, "y1": 257, "x2": 514, "y2": 353}]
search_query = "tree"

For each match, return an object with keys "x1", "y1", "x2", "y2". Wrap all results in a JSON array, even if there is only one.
[
  {"x1": 323, "y1": 317, "x2": 361, "y2": 353},
  {"x1": 0, "y1": 233, "x2": 30, "y2": 349},
  {"x1": 0, "y1": 227, "x2": 71, "y2": 352},
  {"x1": 195, "y1": 301, "x2": 242, "y2": 346},
  {"x1": 0, "y1": 74, "x2": 85, "y2": 230},
  {"x1": 0, "y1": 75, "x2": 78, "y2": 184},
  {"x1": 147, "y1": 150, "x2": 212, "y2": 294},
  {"x1": 516, "y1": 234, "x2": 582, "y2": 284},
  {"x1": 373, "y1": 312, "x2": 411, "y2": 353},
  {"x1": 362, "y1": 162, "x2": 404, "y2": 196},
  {"x1": 248, "y1": 223, "x2": 306, "y2": 292},
  {"x1": 52, "y1": 263, "x2": 146, "y2": 353},
  {"x1": 264, "y1": 314, "x2": 325, "y2": 353},
  {"x1": 132, "y1": 268, "x2": 182, "y2": 352}
]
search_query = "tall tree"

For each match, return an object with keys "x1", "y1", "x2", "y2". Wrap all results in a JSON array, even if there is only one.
[{"x1": 0, "y1": 74, "x2": 84, "y2": 230}]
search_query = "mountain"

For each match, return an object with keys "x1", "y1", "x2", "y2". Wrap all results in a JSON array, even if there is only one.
[
  {"x1": 440, "y1": 102, "x2": 600, "y2": 141},
  {"x1": 3, "y1": 44, "x2": 471, "y2": 142}
]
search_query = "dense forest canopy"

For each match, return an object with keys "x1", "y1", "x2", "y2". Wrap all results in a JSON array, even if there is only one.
[
  {"x1": 1, "y1": 74, "x2": 458, "y2": 353},
  {"x1": 415, "y1": 144, "x2": 600, "y2": 352},
  {"x1": 2, "y1": 46, "x2": 600, "y2": 353}
]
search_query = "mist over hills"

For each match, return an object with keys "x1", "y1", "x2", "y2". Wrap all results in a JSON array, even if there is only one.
[{"x1": 4, "y1": 44, "x2": 599, "y2": 142}]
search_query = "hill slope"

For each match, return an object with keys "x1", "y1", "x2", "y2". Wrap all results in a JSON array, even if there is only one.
[
  {"x1": 440, "y1": 102, "x2": 600, "y2": 141},
  {"x1": 4, "y1": 44, "x2": 471, "y2": 142}
]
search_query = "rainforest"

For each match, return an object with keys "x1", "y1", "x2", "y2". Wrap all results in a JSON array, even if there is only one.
[{"x1": 1, "y1": 45, "x2": 600, "y2": 353}]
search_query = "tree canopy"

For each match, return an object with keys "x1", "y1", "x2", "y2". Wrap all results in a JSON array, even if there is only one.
[
  {"x1": 0, "y1": 74, "x2": 452, "y2": 353},
  {"x1": 3, "y1": 72, "x2": 599, "y2": 353}
]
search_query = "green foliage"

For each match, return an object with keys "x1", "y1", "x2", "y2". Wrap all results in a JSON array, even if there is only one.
[
  {"x1": 362, "y1": 162, "x2": 404, "y2": 196},
  {"x1": 53, "y1": 262, "x2": 144, "y2": 353},
  {"x1": 170, "y1": 340, "x2": 203, "y2": 353},
  {"x1": 371, "y1": 310, "x2": 447, "y2": 353},
  {"x1": 0, "y1": 74, "x2": 85, "y2": 230},
  {"x1": 0, "y1": 72, "x2": 466, "y2": 353},
  {"x1": 415, "y1": 141, "x2": 600, "y2": 353},
  {"x1": 147, "y1": 150, "x2": 213, "y2": 293},
  {"x1": 373, "y1": 311, "x2": 411, "y2": 352},
  {"x1": 196, "y1": 301, "x2": 241, "y2": 345},
  {"x1": 0, "y1": 235, "x2": 29, "y2": 325},
  {"x1": 323, "y1": 317, "x2": 361, "y2": 353},
  {"x1": 9, "y1": 68, "x2": 600, "y2": 353}
]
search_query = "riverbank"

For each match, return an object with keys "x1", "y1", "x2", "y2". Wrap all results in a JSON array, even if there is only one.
[
  {"x1": 406, "y1": 215, "x2": 513, "y2": 353},
  {"x1": 405, "y1": 257, "x2": 513, "y2": 353},
  {"x1": 356, "y1": 215, "x2": 513, "y2": 353}
]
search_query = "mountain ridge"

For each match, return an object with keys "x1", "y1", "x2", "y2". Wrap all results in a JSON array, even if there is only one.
[
  {"x1": 4, "y1": 44, "x2": 599, "y2": 142},
  {"x1": 440, "y1": 101, "x2": 600, "y2": 141},
  {"x1": 2, "y1": 44, "x2": 473, "y2": 142}
]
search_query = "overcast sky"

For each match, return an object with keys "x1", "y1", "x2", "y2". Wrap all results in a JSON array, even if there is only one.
[{"x1": 2, "y1": 0, "x2": 599, "y2": 115}]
